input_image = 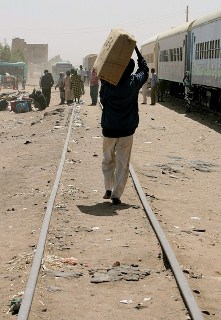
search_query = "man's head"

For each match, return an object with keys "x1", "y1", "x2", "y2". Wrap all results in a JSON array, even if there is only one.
[
  {"x1": 44, "y1": 69, "x2": 48, "y2": 74},
  {"x1": 151, "y1": 68, "x2": 155, "y2": 73},
  {"x1": 118, "y1": 59, "x2": 135, "y2": 84}
]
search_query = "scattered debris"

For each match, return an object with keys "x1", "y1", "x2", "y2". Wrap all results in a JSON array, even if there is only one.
[
  {"x1": 90, "y1": 264, "x2": 151, "y2": 283},
  {"x1": 120, "y1": 299, "x2": 133, "y2": 304},
  {"x1": 8, "y1": 292, "x2": 23, "y2": 315}
]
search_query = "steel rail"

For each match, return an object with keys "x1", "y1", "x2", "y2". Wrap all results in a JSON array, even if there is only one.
[
  {"x1": 18, "y1": 106, "x2": 76, "y2": 320},
  {"x1": 129, "y1": 164, "x2": 204, "y2": 320}
]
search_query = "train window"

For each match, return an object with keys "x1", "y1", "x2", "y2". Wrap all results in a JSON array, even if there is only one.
[
  {"x1": 174, "y1": 48, "x2": 177, "y2": 61},
  {"x1": 205, "y1": 41, "x2": 209, "y2": 59},
  {"x1": 151, "y1": 53, "x2": 154, "y2": 63},
  {"x1": 201, "y1": 43, "x2": 204, "y2": 59},
  {"x1": 147, "y1": 53, "x2": 154, "y2": 63},
  {"x1": 215, "y1": 39, "x2": 220, "y2": 59},
  {"x1": 160, "y1": 50, "x2": 169, "y2": 62},
  {"x1": 209, "y1": 40, "x2": 214, "y2": 59},
  {"x1": 177, "y1": 48, "x2": 180, "y2": 61},
  {"x1": 180, "y1": 47, "x2": 183, "y2": 61},
  {"x1": 195, "y1": 43, "x2": 199, "y2": 59},
  {"x1": 169, "y1": 49, "x2": 173, "y2": 61}
]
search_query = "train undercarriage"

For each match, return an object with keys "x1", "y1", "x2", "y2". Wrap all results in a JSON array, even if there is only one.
[{"x1": 158, "y1": 80, "x2": 221, "y2": 112}]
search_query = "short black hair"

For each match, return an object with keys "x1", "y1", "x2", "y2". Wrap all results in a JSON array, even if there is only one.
[{"x1": 118, "y1": 59, "x2": 135, "y2": 84}]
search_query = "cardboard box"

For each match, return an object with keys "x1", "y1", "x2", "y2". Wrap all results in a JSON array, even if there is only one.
[{"x1": 94, "y1": 29, "x2": 136, "y2": 85}]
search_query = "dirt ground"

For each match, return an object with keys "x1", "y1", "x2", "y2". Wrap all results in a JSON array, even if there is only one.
[{"x1": 0, "y1": 83, "x2": 220, "y2": 320}]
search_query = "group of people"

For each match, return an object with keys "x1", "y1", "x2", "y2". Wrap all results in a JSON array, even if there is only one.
[
  {"x1": 40, "y1": 67, "x2": 88, "y2": 107},
  {"x1": 54, "y1": 67, "x2": 99, "y2": 106},
  {"x1": 1, "y1": 75, "x2": 26, "y2": 90},
  {"x1": 55, "y1": 69, "x2": 84, "y2": 105}
]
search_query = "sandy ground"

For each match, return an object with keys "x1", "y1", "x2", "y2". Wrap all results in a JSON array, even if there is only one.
[{"x1": 0, "y1": 84, "x2": 220, "y2": 319}]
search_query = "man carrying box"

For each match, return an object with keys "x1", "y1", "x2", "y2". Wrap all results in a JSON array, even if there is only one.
[{"x1": 100, "y1": 45, "x2": 149, "y2": 205}]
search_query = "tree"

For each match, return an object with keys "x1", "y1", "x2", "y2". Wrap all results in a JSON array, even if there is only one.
[
  {"x1": 0, "y1": 42, "x2": 25, "y2": 62},
  {"x1": 49, "y1": 55, "x2": 63, "y2": 64},
  {"x1": 10, "y1": 49, "x2": 25, "y2": 63},
  {"x1": 0, "y1": 43, "x2": 11, "y2": 61},
  {"x1": 49, "y1": 55, "x2": 71, "y2": 64}
]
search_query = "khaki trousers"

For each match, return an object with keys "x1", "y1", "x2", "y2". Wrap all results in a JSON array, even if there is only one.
[
  {"x1": 151, "y1": 85, "x2": 157, "y2": 104},
  {"x1": 142, "y1": 81, "x2": 148, "y2": 103},
  {"x1": 102, "y1": 135, "x2": 133, "y2": 199}
]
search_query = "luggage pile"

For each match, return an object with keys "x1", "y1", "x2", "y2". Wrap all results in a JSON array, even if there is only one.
[
  {"x1": 0, "y1": 91, "x2": 32, "y2": 113},
  {"x1": 0, "y1": 89, "x2": 48, "y2": 113}
]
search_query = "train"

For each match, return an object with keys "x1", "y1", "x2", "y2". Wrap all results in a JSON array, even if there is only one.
[
  {"x1": 52, "y1": 61, "x2": 73, "y2": 82},
  {"x1": 141, "y1": 9, "x2": 221, "y2": 111}
]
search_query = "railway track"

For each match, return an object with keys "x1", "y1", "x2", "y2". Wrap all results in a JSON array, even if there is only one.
[{"x1": 1, "y1": 86, "x2": 220, "y2": 319}]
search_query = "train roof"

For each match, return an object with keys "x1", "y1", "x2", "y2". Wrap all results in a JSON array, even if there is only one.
[
  {"x1": 141, "y1": 34, "x2": 159, "y2": 47},
  {"x1": 158, "y1": 21, "x2": 194, "y2": 40},
  {"x1": 141, "y1": 21, "x2": 194, "y2": 47},
  {"x1": 191, "y1": 9, "x2": 221, "y2": 29},
  {"x1": 84, "y1": 54, "x2": 97, "y2": 58}
]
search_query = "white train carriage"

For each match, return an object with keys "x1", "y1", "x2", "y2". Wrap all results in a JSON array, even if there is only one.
[
  {"x1": 157, "y1": 22, "x2": 193, "y2": 84},
  {"x1": 190, "y1": 10, "x2": 221, "y2": 109},
  {"x1": 140, "y1": 8, "x2": 221, "y2": 110},
  {"x1": 191, "y1": 10, "x2": 221, "y2": 88}
]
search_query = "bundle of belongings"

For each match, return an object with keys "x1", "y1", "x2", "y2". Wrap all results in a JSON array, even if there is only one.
[
  {"x1": 29, "y1": 89, "x2": 47, "y2": 111},
  {"x1": 0, "y1": 98, "x2": 8, "y2": 111},
  {"x1": 0, "y1": 92, "x2": 32, "y2": 113},
  {"x1": 11, "y1": 100, "x2": 32, "y2": 113}
]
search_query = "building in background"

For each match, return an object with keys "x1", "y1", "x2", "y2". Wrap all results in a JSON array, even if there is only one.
[
  {"x1": 11, "y1": 38, "x2": 48, "y2": 65},
  {"x1": 83, "y1": 54, "x2": 97, "y2": 72},
  {"x1": 11, "y1": 38, "x2": 49, "y2": 82}
]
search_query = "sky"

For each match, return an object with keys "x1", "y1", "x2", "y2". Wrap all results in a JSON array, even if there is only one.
[{"x1": 1, "y1": 0, "x2": 221, "y2": 67}]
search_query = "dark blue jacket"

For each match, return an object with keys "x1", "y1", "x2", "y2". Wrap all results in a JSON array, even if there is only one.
[{"x1": 100, "y1": 57, "x2": 148, "y2": 137}]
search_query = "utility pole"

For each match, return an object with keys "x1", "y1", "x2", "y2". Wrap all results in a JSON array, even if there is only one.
[{"x1": 186, "y1": 5, "x2": 189, "y2": 22}]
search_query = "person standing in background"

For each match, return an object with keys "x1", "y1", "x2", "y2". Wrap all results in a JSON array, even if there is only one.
[
  {"x1": 89, "y1": 68, "x2": 99, "y2": 105},
  {"x1": 63, "y1": 71, "x2": 72, "y2": 105},
  {"x1": 55, "y1": 72, "x2": 65, "y2": 105},
  {"x1": 150, "y1": 68, "x2": 158, "y2": 105},
  {"x1": 78, "y1": 65, "x2": 86, "y2": 94},
  {"x1": 40, "y1": 70, "x2": 54, "y2": 107},
  {"x1": 71, "y1": 70, "x2": 83, "y2": 103},
  {"x1": 141, "y1": 80, "x2": 148, "y2": 104}
]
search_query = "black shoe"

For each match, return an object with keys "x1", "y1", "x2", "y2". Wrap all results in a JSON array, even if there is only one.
[
  {"x1": 141, "y1": 102, "x2": 147, "y2": 104},
  {"x1": 103, "y1": 190, "x2": 112, "y2": 199},
  {"x1": 112, "y1": 198, "x2": 121, "y2": 205}
]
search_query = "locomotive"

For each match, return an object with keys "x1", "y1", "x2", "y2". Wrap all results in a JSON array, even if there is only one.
[{"x1": 141, "y1": 9, "x2": 221, "y2": 111}]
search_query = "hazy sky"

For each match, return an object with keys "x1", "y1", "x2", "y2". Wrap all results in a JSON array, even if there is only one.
[{"x1": 1, "y1": 0, "x2": 221, "y2": 67}]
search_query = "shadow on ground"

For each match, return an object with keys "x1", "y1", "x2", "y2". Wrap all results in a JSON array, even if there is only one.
[{"x1": 77, "y1": 202, "x2": 133, "y2": 216}]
